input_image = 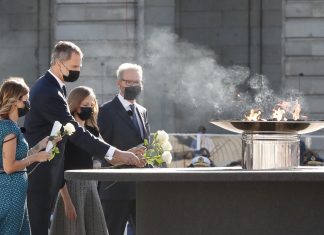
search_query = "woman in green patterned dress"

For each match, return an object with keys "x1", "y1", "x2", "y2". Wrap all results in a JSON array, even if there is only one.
[{"x1": 0, "y1": 77, "x2": 51, "y2": 235}]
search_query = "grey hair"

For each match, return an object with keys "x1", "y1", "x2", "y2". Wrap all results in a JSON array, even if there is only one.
[
  {"x1": 50, "y1": 41, "x2": 83, "y2": 66},
  {"x1": 116, "y1": 63, "x2": 143, "y2": 80}
]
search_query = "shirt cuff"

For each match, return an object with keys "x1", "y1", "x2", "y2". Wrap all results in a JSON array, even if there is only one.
[{"x1": 105, "y1": 146, "x2": 116, "y2": 161}]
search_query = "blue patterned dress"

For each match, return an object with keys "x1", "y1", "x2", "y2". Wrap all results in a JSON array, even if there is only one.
[{"x1": 0, "y1": 119, "x2": 30, "y2": 235}]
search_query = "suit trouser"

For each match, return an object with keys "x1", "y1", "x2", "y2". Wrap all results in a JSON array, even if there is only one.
[
  {"x1": 101, "y1": 199, "x2": 136, "y2": 235},
  {"x1": 27, "y1": 162, "x2": 52, "y2": 235}
]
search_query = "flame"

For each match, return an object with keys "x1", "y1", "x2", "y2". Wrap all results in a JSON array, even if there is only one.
[
  {"x1": 243, "y1": 99, "x2": 303, "y2": 121},
  {"x1": 292, "y1": 100, "x2": 301, "y2": 120},
  {"x1": 272, "y1": 107, "x2": 286, "y2": 121},
  {"x1": 244, "y1": 109, "x2": 262, "y2": 121}
]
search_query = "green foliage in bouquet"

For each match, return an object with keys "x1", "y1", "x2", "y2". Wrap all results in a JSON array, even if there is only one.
[{"x1": 143, "y1": 130, "x2": 173, "y2": 167}]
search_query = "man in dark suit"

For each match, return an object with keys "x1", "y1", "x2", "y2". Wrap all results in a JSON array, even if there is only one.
[
  {"x1": 98, "y1": 63, "x2": 150, "y2": 235},
  {"x1": 24, "y1": 41, "x2": 144, "y2": 235}
]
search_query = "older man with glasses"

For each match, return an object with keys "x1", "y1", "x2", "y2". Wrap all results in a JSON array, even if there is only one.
[{"x1": 98, "y1": 63, "x2": 150, "y2": 235}]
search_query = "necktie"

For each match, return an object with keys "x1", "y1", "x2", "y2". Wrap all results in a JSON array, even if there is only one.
[
  {"x1": 129, "y1": 104, "x2": 141, "y2": 136},
  {"x1": 62, "y1": 85, "x2": 67, "y2": 97}
]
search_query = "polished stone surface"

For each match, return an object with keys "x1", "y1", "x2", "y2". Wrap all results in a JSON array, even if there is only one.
[{"x1": 65, "y1": 166, "x2": 324, "y2": 182}]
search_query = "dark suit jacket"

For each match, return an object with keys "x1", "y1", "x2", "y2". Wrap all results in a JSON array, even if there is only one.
[
  {"x1": 98, "y1": 95, "x2": 150, "y2": 200},
  {"x1": 24, "y1": 71, "x2": 111, "y2": 198}
]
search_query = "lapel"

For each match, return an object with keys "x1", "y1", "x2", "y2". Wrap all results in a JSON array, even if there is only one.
[
  {"x1": 45, "y1": 72, "x2": 66, "y2": 100},
  {"x1": 112, "y1": 97, "x2": 142, "y2": 137}
]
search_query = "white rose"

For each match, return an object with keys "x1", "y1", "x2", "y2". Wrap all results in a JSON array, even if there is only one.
[
  {"x1": 161, "y1": 141, "x2": 172, "y2": 151},
  {"x1": 162, "y1": 151, "x2": 172, "y2": 165},
  {"x1": 156, "y1": 130, "x2": 169, "y2": 143},
  {"x1": 64, "y1": 123, "x2": 76, "y2": 135}
]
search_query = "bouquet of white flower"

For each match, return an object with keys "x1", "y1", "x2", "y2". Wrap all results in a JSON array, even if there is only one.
[
  {"x1": 143, "y1": 130, "x2": 173, "y2": 166},
  {"x1": 48, "y1": 122, "x2": 75, "y2": 161}
]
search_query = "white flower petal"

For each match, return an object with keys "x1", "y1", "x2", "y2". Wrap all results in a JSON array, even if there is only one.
[
  {"x1": 162, "y1": 151, "x2": 172, "y2": 165},
  {"x1": 156, "y1": 130, "x2": 169, "y2": 143},
  {"x1": 64, "y1": 123, "x2": 76, "y2": 135},
  {"x1": 161, "y1": 141, "x2": 172, "y2": 151}
]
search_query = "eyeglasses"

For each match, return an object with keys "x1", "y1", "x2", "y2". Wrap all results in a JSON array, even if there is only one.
[{"x1": 121, "y1": 79, "x2": 142, "y2": 86}]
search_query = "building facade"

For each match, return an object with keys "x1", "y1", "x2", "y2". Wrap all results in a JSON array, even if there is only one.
[{"x1": 0, "y1": 0, "x2": 323, "y2": 132}]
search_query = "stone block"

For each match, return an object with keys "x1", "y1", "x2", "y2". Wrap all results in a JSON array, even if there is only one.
[
  {"x1": 218, "y1": 28, "x2": 248, "y2": 46},
  {"x1": 145, "y1": 6, "x2": 175, "y2": 25},
  {"x1": 55, "y1": 22, "x2": 135, "y2": 40},
  {"x1": 262, "y1": 27, "x2": 282, "y2": 45},
  {"x1": 0, "y1": 48, "x2": 36, "y2": 65},
  {"x1": 285, "y1": 57, "x2": 324, "y2": 76},
  {"x1": 209, "y1": 0, "x2": 248, "y2": 11},
  {"x1": 261, "y1": 64, "x2": 282, "y2": 88},
  {"x1": 0, "y1": 14, "x2": 10, "y2": 30},
  {"x1": 180, "y1": 12, "x2": 221, "y2": 28},
  {"x1": 285, "y1": 76, "x2": 324, "y2": 95},
  {"x1": 8, "y1": 13, "x2": 37, "y2": 30},
  {"x1": 0, "y1": 61, "x2": 38, "y2": 84},
  {"x1": 222, "y1": 11, "x2": 249, "y2": 28},
  {"x1": 0, "y1": 0, "x2": 37, "y2": 14},
  {"x1": 285, "y1": 39, "x2": 324, "y2": 56},
  {"x1": 221, "y1": 45, "x2": 249, "y2": 65},
  {"x1": 262, "y1": 0, "x2": 282, "y2": 10},
  {"x1": 57, "y1": 0, "x2": 135, "y2": 3},
  {"x1": 304, "y1": 95, "x2": 324, "y2": 113},
  {"x1": 285, "y1": 19, "x2": 324, "y2": 37},
  {"x1": 79, "y1": 57, "x2": 106, "y2": 77},
  {"x1": 57, "y1": 4, "x2": 135, "y2": 22},
  {"x1": 263, "y1": 10, "x2": 282, "y2": 27},
  {"x1": 286, "y1": 2, "x2": 324, "y2": 18},
  {"x1": 262, "y1": 45, "x2": 282, "y2": 64},
  {"x1": 75, "y1": 40, "x2": 136, "y2": 58},
  {"x1": 145, "y1": 0, "x2": 175, "y2": 7},
  {"x1": 0, "y1": 31, "x2": 37, "y2": 48},
  {"x1": 181, "y1": 28, "x2": 212, "y2": 47},
  {"x1": 180, "y1": 0, "x2": 213, "y2": 12}
]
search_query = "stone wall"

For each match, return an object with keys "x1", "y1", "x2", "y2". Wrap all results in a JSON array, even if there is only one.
[
  {"x1": 284, "y1": 0, "x2": 324, "y2": 120},
  {"x1": 0, "y1": 0, "x2": 52, "y2": 85},
  {"x1": 55, "y1": 0, "x2": 138, "y2": 104},
  {"x1": 176, "y1": 0, "x2": 283, "y2": 91}
]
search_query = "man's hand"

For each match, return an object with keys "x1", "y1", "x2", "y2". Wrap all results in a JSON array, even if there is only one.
[
  {"x1": 110, "y1": 149, "x2": 145, "y2": 168},
  {"x1": 128, "y1": 146, "x2": 146, "y2": 166},
  {"x1": 128, "y1": 146, "x2": 146, "y2": 156}
]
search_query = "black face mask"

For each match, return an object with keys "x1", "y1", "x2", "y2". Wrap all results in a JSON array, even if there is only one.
[
  {"x1": 77, "y1": 107, "x2": 93, "y2": 121},
  {"x1": 18, "y1": 100, "x2": 31, "y2": 117},
  {"x1": 124, "y1": 85, "x2": 142, "y2": 100},
  {"x1": 63, "y1": 70, "x2": 80, "y2": 82}
]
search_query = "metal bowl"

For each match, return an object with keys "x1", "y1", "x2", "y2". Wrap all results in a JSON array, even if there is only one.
[{"x1": 210, "y1": 120, "x2": 324, "y2": 134}]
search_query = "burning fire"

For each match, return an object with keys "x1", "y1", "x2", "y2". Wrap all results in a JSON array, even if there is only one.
[
  {"x1": 244, "y1": 100, "x2": 303, "y2": 121},
  {"x1": 244, "y1": 109, "x2": 262, "y2": 121}
]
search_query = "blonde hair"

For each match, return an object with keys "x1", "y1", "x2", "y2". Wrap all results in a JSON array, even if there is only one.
[
  {"x1": 50, "y1": 41, "x2": 83, "y2": 66},
  {"x1": 0, "y1": 77, "x2": 29, "y2": 119},
  {"x1": 67, "y1": 86, "x2": 99, "y2": 131},
  {"x1": 116, "y1": 63, "x2": 143, "y2": 80}
]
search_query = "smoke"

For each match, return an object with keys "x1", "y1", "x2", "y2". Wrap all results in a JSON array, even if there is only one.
[{"x1": 140, "y1": 28, "x2": 304, "y2": 131}]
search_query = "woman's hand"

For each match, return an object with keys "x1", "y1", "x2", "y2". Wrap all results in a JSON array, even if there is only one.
[
  {"x1": 34, "y1": 151, "x2": 51, "y2": 162},
  {"x1": 64, "y1": 200, "x2": 77, "y2": 220},
  {"x1": 33, "y1": 136, "x2": 62, "y2": 153}
]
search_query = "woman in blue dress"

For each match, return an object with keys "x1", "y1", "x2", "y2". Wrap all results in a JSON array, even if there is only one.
[{"x1": 0, "y1": 77, "x2": 52, "y2": 235}]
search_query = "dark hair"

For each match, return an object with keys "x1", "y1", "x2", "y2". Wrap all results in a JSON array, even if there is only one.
[{"x1": 198, "y1": 125, "x2": 206, "y2": 133}]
